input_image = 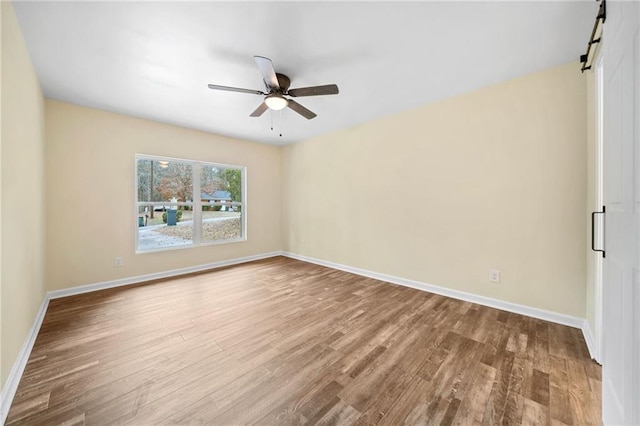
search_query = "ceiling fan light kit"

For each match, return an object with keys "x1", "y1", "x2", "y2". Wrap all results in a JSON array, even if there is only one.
[
  {"x1": 264, "y1": 94, "x2": 288, "y2": 111},
  {"x1": 208, "y1": 55, "x2": 339, "y2": 121}
]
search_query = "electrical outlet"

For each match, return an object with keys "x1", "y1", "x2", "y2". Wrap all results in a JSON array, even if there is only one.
[
  {"x1": 114, "y1": 257, "x2": 124, "y2": 267},
  {"x1": 489, "y1": 269, "x2": 500, "y2": 283}
]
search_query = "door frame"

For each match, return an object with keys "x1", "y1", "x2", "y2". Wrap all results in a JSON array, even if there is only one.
[{"x1": 594, "y1": 52, "x2": 605, "y2": 364}]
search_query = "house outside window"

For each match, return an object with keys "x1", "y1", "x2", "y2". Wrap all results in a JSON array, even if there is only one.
[{"x1": 135, "y1": 155, "x2": 246, "y2": 252}]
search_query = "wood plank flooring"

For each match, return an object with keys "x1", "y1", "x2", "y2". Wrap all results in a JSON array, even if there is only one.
[{"x1": 7, "y1": 256, "x2": 601, "y2": 425}]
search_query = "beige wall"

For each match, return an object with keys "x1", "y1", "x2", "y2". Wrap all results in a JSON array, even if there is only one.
[
  {"x1": 283, "y1": 61, "x2": 588, "y2": 318},
  {"x1": 1, "y1": 1, "x2": 46, "y2": 385},
  {"x1": 45, "y1": 101, "x2": 282, "y2": 291}
]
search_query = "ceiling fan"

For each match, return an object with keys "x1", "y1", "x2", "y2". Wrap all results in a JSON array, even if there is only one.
[{"x1": 207, "y1": 55, "x2": 339, "y2": 120}]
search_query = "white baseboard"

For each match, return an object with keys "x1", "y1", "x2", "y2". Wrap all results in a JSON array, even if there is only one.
[
  {"x1": 282, "y1": 252, "x2": 585, "y2": 329},
  {"x1": 1, "y1": 297, "x2": 49, "y2": 425},
  {"x1": 48, "y1": 251, "x2": 282, "y2": 299},
  {"x1": 0, "y1": 251, "x2": 282, "y2": 424},
  {"x1": 582, "y1": 320, "x2": 601, "y2": 363}
]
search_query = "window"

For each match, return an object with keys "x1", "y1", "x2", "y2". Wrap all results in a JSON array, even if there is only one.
[{"x1": 135, "y1": 155, "x2": 245, "y2": 252}]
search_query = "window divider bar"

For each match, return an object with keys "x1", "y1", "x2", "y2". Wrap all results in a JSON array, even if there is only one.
[{"x1": 193, "y1": 163, "x2": 202, "y2": 245}]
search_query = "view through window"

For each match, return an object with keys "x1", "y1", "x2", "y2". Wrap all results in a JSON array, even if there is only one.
[{"x1": 136, "y1": 155, "x2": 245, "y2": 252}]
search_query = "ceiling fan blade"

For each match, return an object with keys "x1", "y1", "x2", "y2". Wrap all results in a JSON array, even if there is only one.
[
  {"x1": 250, "y1": 102, "x2": 269, "y2": 117},
  {"x1": 208, "y1": 84, "x2": 264, "y2": 95},
  {"x1": 254, "y1": 56, "x2": 280, "y2": 91},
  {"x1": 287, "y1": 99, "x2": 317, "y2": 120},
  {"x1": 287, "y1": 84, "x2": 339, "y2": 97}
]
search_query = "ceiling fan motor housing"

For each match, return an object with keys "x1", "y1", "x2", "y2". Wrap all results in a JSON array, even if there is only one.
[{"x1": 274, "y1": 73, "x2": 291, "y2": 93}]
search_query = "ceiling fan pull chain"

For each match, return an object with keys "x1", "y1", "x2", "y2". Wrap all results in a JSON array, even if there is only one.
[
  {"x1": 279, "y1": 110, "x2": 283, "y2": 137},
  {"x1": 270, "y1": 110, "x2": 274, "y2": 131}
]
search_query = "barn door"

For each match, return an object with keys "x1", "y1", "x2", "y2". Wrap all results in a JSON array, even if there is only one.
[{"x1": 600, "y1": 1, "x2": 640, "y2": 424}]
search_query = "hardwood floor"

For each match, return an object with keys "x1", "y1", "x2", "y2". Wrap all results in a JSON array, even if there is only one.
[{"x1": 7, "y1": 256, "x2": 601, "y2": 425}]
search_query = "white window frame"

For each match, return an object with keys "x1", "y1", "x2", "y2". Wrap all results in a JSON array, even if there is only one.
[{"x1": 135, "y1": 154, "x2": 247, "y2": 253}]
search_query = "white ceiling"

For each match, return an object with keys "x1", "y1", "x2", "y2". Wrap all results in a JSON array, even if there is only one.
[{"x1": 13, "y1": 1, "x2": 597, "y2": 145}]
